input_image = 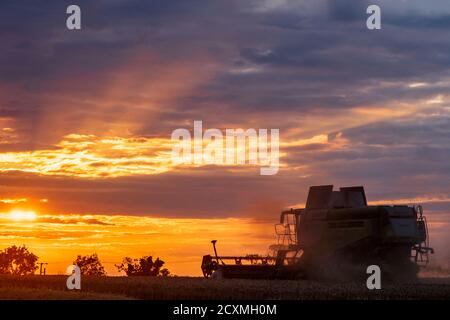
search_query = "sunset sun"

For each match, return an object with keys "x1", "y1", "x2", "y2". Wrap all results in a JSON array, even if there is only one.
[{"x1": 8, "y1": 209, "x2": 37, "y2": 222}]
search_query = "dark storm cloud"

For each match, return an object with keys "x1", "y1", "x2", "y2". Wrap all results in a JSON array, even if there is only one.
[
  {"x1": 2, "y1": 0, "x2": 450, "y2": 124},
  {"x1": 327, "y1": 0, "x2": 370, "y2": 21},
  {"x1": 0, "y1": 0, "x2": 250, "y2": 145},
  {"x1": 386, "y1": 14, "x2": 450, "y2": 29},
  {"x1": 180, "y1": 6, "x2": 450, "y2": 114},
  {"x1": 341, "y1": 113, "x2": 450, "y2": 146}
]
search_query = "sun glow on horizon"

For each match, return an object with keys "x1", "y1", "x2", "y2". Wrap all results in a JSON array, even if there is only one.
[
  {"x1": 8, "y1": 209, "x2": 37, "y2": 222},
  {"x1": 0, "y1": 213, "x2": 276, "y2": 276}
]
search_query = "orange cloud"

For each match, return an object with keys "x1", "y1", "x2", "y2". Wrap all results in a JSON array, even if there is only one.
[
  {"x1": 0, "y1": 127, "x2": 19, "y2": 145},
  {"x1": 0, "y1": 134, "x2": 175, "y2": 178},
  {"x1": 0, "y1": 198, "x2": 28, "y2": 204},
  {"x1": 0, "y1": 131, "x2": 289, "y2": 178}
]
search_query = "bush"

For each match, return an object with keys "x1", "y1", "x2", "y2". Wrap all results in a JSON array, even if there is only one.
[
  {"x1": 116, "y1": 255, "x2": 170, "y2": 276},
  {"x1": 74, "y1": 253, "x2": 106, "y2": 276}
]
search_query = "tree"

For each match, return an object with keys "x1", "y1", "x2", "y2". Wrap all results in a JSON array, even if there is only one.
[
  {"x1": 160, "y1": 268, "x2": 170, "y2": 277},
  {"x1": 115, "y1": 255, "x2": 170, "y2": 276},
  {"x1": 0, "y1": 245, "x2": 39, "y2": 275},
  {"x1": 74, "y1": 253, "x2": 106, "y2": 276}
]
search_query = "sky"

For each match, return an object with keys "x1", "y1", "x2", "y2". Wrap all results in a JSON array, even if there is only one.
[{"x1": 0, "y1": 0, "x2": 450, "y2": 275}]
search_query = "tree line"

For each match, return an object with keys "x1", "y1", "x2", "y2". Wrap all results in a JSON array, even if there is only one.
[{"x1": 0, "y1": 245, "x2": 170, "y2": 276}]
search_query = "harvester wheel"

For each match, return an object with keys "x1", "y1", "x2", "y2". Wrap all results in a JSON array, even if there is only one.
[
  {"x1": 211, "y1": 269, "x2": 223, "y2": 280},
  {"x1": 201, "y1": 255, "x2": 218, "y2": 278},
  {"x1": 380, "y1": 247, "x2": 419, "y2": 283}
]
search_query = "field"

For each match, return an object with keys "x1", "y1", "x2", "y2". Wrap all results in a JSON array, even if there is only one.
[{"x1": 1, "y1": 273, "x2": 450, "y2": 300}]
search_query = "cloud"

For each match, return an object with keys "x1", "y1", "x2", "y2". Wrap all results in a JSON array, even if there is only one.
[
  {"x1": 0, "y1": 134, "x2": 174, "y2": 177},
  {"x1": 36, "y1": 216, "x2": 114, "y2": 226},
  {"x1": 0, "y1": 198, "x2": 28, "y2": 204},
  {"x1": 0, "y1": 0, "x2": 449, "y2": 221}
]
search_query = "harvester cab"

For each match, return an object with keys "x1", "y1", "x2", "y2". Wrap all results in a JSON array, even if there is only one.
[{"x1": 201, "y1": 185, "x2": 434, "y2": 280}]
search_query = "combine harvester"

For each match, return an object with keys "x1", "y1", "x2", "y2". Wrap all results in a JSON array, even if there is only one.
[{"x1": 201, "y1": 185, "x2": 434, "y2": 280}]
